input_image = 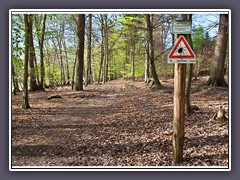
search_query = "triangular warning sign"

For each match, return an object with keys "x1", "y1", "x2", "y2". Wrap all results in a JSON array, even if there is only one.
[{"x1": 168, "y1": 35, "x2": 196, "y2": 63}]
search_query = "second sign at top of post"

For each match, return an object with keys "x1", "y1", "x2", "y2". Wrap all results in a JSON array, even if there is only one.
[{"x1": 168, "y1": 20, "x2": 196, "y2": 63}]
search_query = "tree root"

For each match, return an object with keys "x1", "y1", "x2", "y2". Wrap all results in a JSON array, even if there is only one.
[{"x1": 210, "y1": 106, "x2": 228, "y2": 124}]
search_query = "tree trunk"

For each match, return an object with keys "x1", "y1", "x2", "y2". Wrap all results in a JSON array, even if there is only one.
[
  {"x1": 85, "y1": 14, "x2": 92, "y2": 86},
  {"x1": 34, "y1": 54, "x2": 40, "y2": 86},
  {"x1": 12, "y1": 61, "x2": 18, "y2": 95},
  {"x1": 62, "y1": 21, "x2": 70, "y2": 85},
  {"x1": 103, "y1": 15, "x2": 109, "y2": 83},
  {"x1": 57, "y1": 37, "x2": 66, "y2": 86},
  {"x1": 131, "y1": 36, "x2": 135, "y2": 81},
  {"x1": 28, "y1": 14, "x2": 38, "y2": 91},
  {"x1": 185, "y1": 14, "x2": 194, "y2": 115},
  {"x1": 98, "y1": 42, "x2": 104, "y2": 83},
  {"x1": 39, "y1": 14, "x2": 47, "y2": 90},
  {"x1": 98, "y1": 15, "x2": 105, "y2": 83},
  {"x1": 22, "y1": 14, "x2": 30, "y2": 109},
  {"x1": 145, "y1": 21, "x2": 150, "y2": 82},
  {"x1": 206, "y1": 14, "x2": 228, "y2": 87},
  {"x1": 146, "y1": 14, "x2": 162, "y2": 89},
  {"x1": 71, "y1": 52, "x2": 78, "y2": 90},
  {"x1": 45, "y1": 41, "x2": 51, "y2": 87},
  {"x1": 145, "y1": 43, "x2": 150, "y2": 82},
  {"x1": 75, "y1": 14, "x2": 85, "y2": 91}
]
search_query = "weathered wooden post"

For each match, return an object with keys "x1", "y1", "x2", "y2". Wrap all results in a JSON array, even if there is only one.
[
  {"x1": 173, "y1": 60, "x2": 186, "y2": 164},
  {"x1": 168, "y1": 14, "x2": 195, "y2": 164}
]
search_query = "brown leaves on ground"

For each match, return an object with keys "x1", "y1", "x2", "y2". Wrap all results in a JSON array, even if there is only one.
[{"x1": 11, "y1": 77, "x2": 229, "y2": 167}]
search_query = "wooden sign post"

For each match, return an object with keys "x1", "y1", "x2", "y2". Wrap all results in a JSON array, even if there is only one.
[
  {"x1": 168, "y1": 15, "x2": 195, "y2": 164},
  {"x1": 173, "y1": 56, "x2": 186, "y2": 164}
]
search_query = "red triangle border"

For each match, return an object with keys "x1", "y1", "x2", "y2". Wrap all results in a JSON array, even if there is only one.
[{"x1": 169, "y1": 36, "x2": 195, "y2": 59}]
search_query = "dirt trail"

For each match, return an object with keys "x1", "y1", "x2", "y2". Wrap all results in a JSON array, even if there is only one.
[{"x1": 11, "y1": 78, "x2": 229, "y2": 167}]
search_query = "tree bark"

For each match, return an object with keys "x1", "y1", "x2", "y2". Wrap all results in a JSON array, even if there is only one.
[
  {"x1": 98, "y1": 15, "x2": 105, "y2": 83},
  {"x1": 145, "y1": 21, "x2": 150, "y2": 82},
  {"x1": 85, "y1": 14, "x2": 92, "y2": 86},
  {"x1": 131, "y1": 35, "x2": 135, "y2": 81},
  {"x1": 185, "y1": 14, "x2": 194, "y2": 115},
  {"x1": 71, "y1": 52, "x2": 77, "y2": 90},
  {"x1": 57, "y1": 37, "x2": 66, "y2": 86},
  {"x1": 146, "y1": 14, "x2": 162, "y2": 89},
  {"x1": 12, "y1": 61, "x2": 18, "y2": 95},
  {"x1": 75, "y1": 14, "x2": 85, "y2": 91},
  {"x1": 39, "y1": 14, "x2": 47, "y2": 90},
  {"x1": 206, "y1": 14, "x2": 228, "y2": 87},
  {"x1": 62, "y1": 21, "x2": 70, "y2": 85},
  {"x1": 22, "y1": 14, "x2": 30, "y2": 109},
  {"x1": 28, "y1": 14, "x2": 38, "y2": 91}
]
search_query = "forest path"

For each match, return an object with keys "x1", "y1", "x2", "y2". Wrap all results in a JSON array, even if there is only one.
[{"x1": 11, "y1": 77, "x2": 228, "y2": 166}]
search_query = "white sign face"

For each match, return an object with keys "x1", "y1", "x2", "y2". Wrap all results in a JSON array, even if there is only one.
[{"x1": 168, "y1": 35, "x2": 196, "y2": 63}]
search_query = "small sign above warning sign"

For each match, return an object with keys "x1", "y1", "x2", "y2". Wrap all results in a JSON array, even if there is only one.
[
  {"x1": 168, "y1": 35, "x2": 196, "y2": 63},
  {"x1": 172, "y1": 20, "x2": 192, "y2": 34}
]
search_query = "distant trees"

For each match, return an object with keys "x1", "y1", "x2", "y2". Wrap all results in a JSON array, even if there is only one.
[
  {"x1": 36, "y1": 14, "x2": 47, "y2": 90},
  {"x1": 12, "y1": 13, "x2": 229, "y2": 108},
  {"x1": 192, "y1": 25, "x2": 215, "y2": 79}
]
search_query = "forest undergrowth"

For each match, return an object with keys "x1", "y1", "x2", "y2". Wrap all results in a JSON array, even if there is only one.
[{"x1": 11, "y1": 76, "x2": 229, "y2": 167}]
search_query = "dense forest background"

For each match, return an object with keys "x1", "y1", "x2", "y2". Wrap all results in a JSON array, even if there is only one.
[{"x1": 12, "y1": 13, "x2": 226, "y2": 93}]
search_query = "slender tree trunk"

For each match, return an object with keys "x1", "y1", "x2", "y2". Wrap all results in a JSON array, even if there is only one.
[
  {"x1": 57, "y1": 38, "x2": 66, "y2": 86},
  {"x1": 39, "y1": 14, "x2": 47, "y2": 90},
  {"x1": 45, "y1": 41, "x2": 51, "y2": 87},
  {"x1": 98, "y1": 42, "x2": 104, "y2": 83},
  {"x1": 12, "y1": 61, "x2": 17, "y2": 95},
  {"x1": 85, "y1": 14, "x2": 92, "y2": 86},
  {"x1": 92, "y1": 51, "x2": 96, "y2": 82},
  {"x1": 98, "y1": 15, "x2": 105, "y2": 83},
  {"x1": 145, "y1": 36, "x2": 150, "y2": 82},
  {"x1": 125, "y1": 41, "x2": 130, "y2": 79},
  {"x1": 62, "y1": 21, "x2": 70, "y2": 85},
  {"x1": 131, "y1": 36, "x2": 135, "y2": 81},
  {"x1": 185, "y1": 14, "x2": 194, "y2": 115},
  {"x1": 71, "y1": 52, "x2": 78, "y2": 90},
  {"x1": 104, "y1": 36, "x2": 109, "y2": 83},
  {"x1": 34, "y1": 55, "x2": 40, "y2": 86},
  {"x1": 28, "y1": 15, "x2": 38, "y2": 91},
  {"x1": 22, "y1": 14, "x2": 30, "y2": 109},
  {"x1": 75, "y1": 14, "x2": 85, "y2": 91},
  {"x1": 206, "y1": 14, "x2": 228, "y2": 87},
  {"x1": 103, "y1": 15, "x2": 109, "y2": 83},
  {"x1": 146, "y1": 14, "x2": 162, "y2": 89}
]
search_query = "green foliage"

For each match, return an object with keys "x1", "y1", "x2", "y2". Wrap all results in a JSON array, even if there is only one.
[
  {"x1": 12, "y1": 14, "x2": 24, "y2": 63},
  {"x1": 193, "y1": 25, "x2": 204, "y2": 52},
  {"x1": 11, "y1": 13, "x2": 220, "y2": 90}
]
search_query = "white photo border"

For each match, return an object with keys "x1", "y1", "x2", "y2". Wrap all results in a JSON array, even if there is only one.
[{"x1": 9, "y1": 9, "x2": 231, "y2": 171}]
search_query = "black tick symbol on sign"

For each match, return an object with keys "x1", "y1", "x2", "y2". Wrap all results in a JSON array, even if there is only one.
[{"x1": 178, "y1": 48, "x2": 183, "y2": 54}]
